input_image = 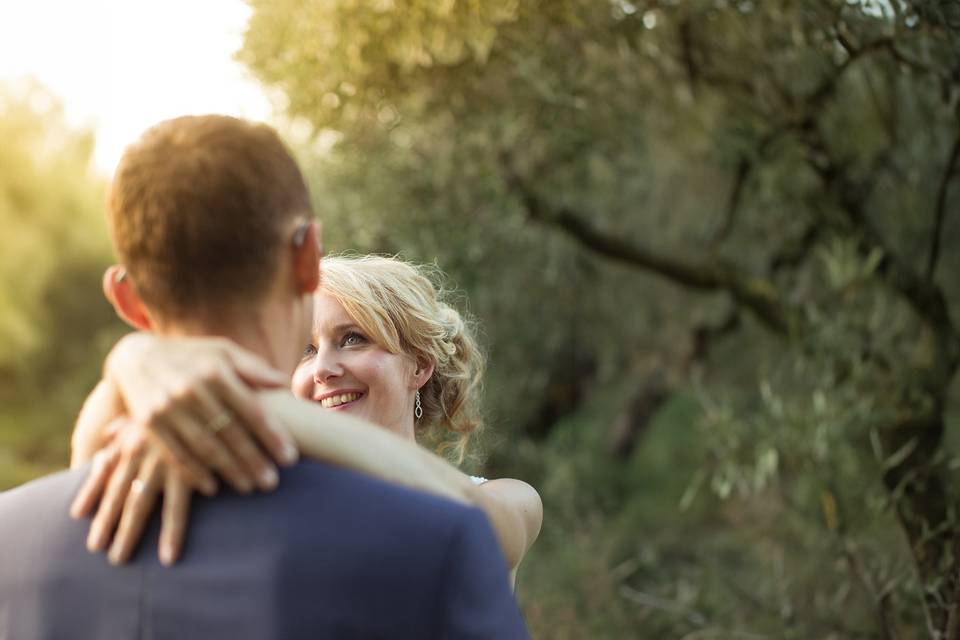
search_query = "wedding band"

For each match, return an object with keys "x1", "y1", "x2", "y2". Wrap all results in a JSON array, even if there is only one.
[
  {"x1": 130, "y1": 479, "x2": 146, "y2": 494},
  {"x1": 208, "y1": 412, "x2": 232, "y2": 434}
]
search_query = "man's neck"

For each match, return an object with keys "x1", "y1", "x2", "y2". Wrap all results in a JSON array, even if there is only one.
[{"x1": 151, "y1": 303, "x2": 300, "y2": 379}]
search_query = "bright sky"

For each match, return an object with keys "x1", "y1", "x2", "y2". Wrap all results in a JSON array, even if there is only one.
[{"x1": 0, "y1": 0, "x2": 275, "y2": 175}]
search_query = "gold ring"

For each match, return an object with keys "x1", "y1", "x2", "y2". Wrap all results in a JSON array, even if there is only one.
[{"x1": 208, "y1": 412, "x2": 232, "y2": 434}]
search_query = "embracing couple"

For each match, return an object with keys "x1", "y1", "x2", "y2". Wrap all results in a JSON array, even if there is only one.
[{"x1": 0, "y1": 115, "x2": 540, "y2": 638}]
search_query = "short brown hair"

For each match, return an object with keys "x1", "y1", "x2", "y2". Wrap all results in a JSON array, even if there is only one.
[{"x1": 108, "y1": 115, "x2": 311, "y2": 320}]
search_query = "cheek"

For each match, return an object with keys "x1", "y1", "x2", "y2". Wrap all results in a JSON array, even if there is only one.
[
  {"x1": 363, "y1": 356, "x2": 409, "y2": 403},
  {"x1": 290, "y1": 362, "x2": 312, "y2": 398}
]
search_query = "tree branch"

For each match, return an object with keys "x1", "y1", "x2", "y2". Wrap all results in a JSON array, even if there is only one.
[
  {"x1": 686, "y1": 310, "x2": 741, "y2": 371},
  {"x1": 802, "y1": 34, "x2": 942, "y2": 127},
  {"x1": 504, "y1": 172, "x2": 795, "y2": 335},
  {"x1": 823, "y1": 482, "x2": 901, "y2": 640},
  {"x1": 783, "y1": 112, "x2": 959, "y2": 636},
  {"x1": 769, "y1": 224, "x2": 823, "y2": 275},
  {"x1": 926, "y1": 130, "x2": 960, "y2": 281},
  {"x1": 878, "y1": 415, "x2": 954, "y2": 637},
  {"x1": 710, "y1": 156, "x2": 751, "y2": 247},
  {"x1": 804, "y1": 144, "x2": 960, "y2": 382},
  {"x1": 608, "y1": 310, "x2": 741, "y2": 458},
  {"x1": 678, "y1": 17, "x2": 699, "y2": 97}
]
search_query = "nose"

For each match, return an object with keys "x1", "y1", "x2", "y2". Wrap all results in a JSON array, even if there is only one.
[{"x1": 312, "y1": 344, "x2": 343, "y2": 383}]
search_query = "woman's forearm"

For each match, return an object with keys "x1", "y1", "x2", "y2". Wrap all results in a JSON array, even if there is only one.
[
  {"x1": 257, "y1": 390, "x2": 541, "y2": 571},
  {"x1": 258, "y1": 390, "x2": 481, "y2": 505},
  {"x1": 71, "y1": 380, "x2": 124, "y2": 468}
]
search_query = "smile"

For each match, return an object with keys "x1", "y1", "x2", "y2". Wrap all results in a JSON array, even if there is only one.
[{"x1": 320, "y1": 392, "x2": 364, "y2": 408}]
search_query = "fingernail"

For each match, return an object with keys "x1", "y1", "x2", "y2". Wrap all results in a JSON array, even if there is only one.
[
  {"x1": 260, "y1": 467, "x2": 278, "y2": 490},
  {"x1": 87, "y1": 529, "x2": 103, "y2": 552},
  {"x1": 237, "y1": 478, "x2": 253, "y2": 494},
  {"x1": 108, "y1": 548, "x2": 122, "y2": 565},
  {"x1": 201, "y1": 478, "x2": 218, "y2": 497},
  {"x1": 282, "y1": 442, "x2": 299, "y2": 466},
  {"x1": 160, "y1": 544, "x2": 174, "y2": 566}
]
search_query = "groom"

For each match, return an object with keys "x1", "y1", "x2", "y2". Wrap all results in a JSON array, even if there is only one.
[{"x1": 0, "y1": 115, "x2": 528, "y2": 639}]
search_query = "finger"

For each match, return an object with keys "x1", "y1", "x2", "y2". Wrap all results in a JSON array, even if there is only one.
[
  {"x1": 108, "y1": 456, "x2": 163, "y2": 565},
  {"x1": 169, "y1": 409, "x2": 254, "y2": 494},
  {"x1": 217, "y1": 422, "x2": 278, "y2": 492},
  {"x1": 103, "y1": 416, "x2": 127, "y2": 440},
  {"x1": 159, "y1": 474, "x2": 193, "y2": 566},
  {"x1": 148, "y1": 420, "x2": 218, "y2": 496},
  {"x1": 209, "y1": 370, "x2": 297, "y2": 467},
  {"x1": 194, "y1": 382, "x2": 281, "y2": 489},
  {"x1": 87, "y1": 453, "x2": 139, "y2": 552},
  {"x1": 70, "y1": 447, "x2": 119, "y2": 519}
]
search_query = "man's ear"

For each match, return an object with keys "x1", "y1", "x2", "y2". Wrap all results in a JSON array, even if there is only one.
[
  {"x1": 412, "y1": 354, "x2": 435, "y2": 390},
  {"x1": 292, "y1": 221, "x2": 321, "y2": 294},
  {"x1": 102, "y1": 265, "x2": 153, "y2": 330}
]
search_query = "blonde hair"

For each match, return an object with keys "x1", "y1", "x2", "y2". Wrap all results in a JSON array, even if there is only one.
[{"x1": 318, "y1": 254, "x2": 485, "y2": 462}]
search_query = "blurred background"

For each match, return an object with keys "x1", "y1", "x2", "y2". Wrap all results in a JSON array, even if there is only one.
[{"x1": 2, "y1": 1, "x2": 960, "y2": 637}]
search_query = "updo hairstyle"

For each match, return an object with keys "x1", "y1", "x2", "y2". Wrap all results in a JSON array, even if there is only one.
[{"x1": 318, "y1": 255, "x2": 485, "y2": 462}]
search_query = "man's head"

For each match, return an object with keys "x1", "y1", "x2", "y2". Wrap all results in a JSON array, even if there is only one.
[{"x1": 104, "y1": 115, "x2": 320, "y2": 372}]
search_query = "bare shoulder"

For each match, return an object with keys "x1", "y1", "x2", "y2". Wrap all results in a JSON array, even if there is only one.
[{"x1": 479, "y1": 478, "x2": 544, "y2": 539}]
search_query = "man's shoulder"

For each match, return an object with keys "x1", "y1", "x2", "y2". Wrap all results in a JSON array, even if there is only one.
[
  {"x1": 0, "y1": 462, "x2": 478, "y2": 535},
  {"x1": 0, "y1": 468, "x2": 95, "y2": 570},
  {"x1": 260, "y1": 459, "x2": 483, "y2": 531},
  {"x1": 0, "y1": 467, "x2": 85, "y2": 515}
]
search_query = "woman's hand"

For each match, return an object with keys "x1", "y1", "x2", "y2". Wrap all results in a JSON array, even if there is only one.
[
  {"x1": 104, "y1": 333, "x2": 299, "y2": 494},
  {"x1": 70, "y1": 420, "x2": 194, "y2": 566}
]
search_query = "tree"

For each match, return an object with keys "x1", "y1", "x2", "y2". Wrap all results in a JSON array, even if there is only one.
[
  {"x1": 0, "y1": 81, "x2": 122, "y2": 486},
  {"x1": 240, "y1": 1, "x2": 960, "y2": 636}
]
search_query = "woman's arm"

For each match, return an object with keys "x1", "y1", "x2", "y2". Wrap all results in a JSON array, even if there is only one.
[
  {"x1": 72, "y1": 338, "x2": 543, "y2": 571},
  {"x1": 71, "y1": 373, "x2": 217, "y2": 495},
  {"x1": 102, "y1": 332, "x2": 298, "y2": 493},
  {"x1": 260, "y1": 391, "x2": 543, "y2": 571},
  {"x1": 71, "y1": 380, "x2": 124, "y2": 468},
  {"x1": 68, "y1": 333, "x2": 296, "y2": 565},
  {"x1": 69, "y1": 375, "x2": 208, "y2": 566},
  {"x1": 260, "y1": 390, "x2": 474, "y2": 502},
  {"x1": 474, "y1": 479, "x2": 543, "y2": 572}
]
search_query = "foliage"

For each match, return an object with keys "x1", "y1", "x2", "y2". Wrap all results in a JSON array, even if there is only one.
[
  {"x1": 0, "y1": 81, "x2": 123, "y2": 488},
  {"x1": 2, "y1": 1, "x2": 958, "y2": 636},
  {"x1": 242, "y1": 0, "x2": 960, "y2": 636}
]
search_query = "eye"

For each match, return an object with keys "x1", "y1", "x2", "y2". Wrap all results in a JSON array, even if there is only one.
[
  {"x1": 302, "y1": 344, "x2": 318, "y2": 358},
  {"x1": 340, "y1": 331, "x2": 366, "y2": 348}
]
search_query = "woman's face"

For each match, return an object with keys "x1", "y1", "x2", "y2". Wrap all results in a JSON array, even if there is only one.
[{"x1": 291, "y1": 292, "x2": 420, "y2": 440}]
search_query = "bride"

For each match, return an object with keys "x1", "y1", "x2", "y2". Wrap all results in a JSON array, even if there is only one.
[{"x1": 71, "y1": 255, "x2": 543, "y2": 584}]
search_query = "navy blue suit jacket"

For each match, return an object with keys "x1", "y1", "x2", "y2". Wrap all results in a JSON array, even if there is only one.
[{"x1": 0, "y1": 461, "x2": 529, "y2": 639}]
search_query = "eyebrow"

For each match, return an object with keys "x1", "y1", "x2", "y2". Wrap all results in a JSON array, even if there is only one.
[{"x1": 327, "y1": 322, "x2": 361, "y2": 334}]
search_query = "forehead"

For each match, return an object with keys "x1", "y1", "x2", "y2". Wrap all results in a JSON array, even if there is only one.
[{"x1": 313, "y1": 292, "x2": 355, "y2": 330}]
